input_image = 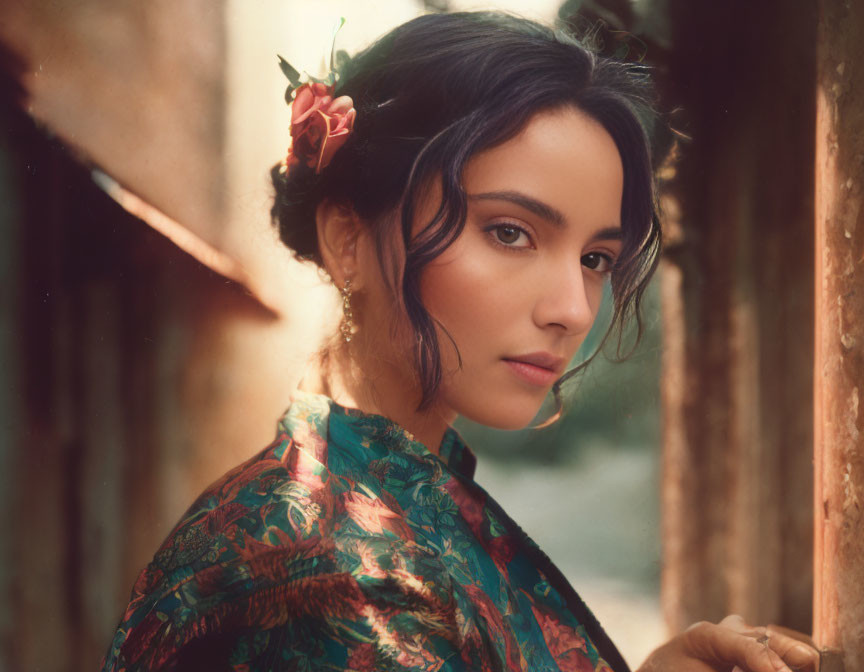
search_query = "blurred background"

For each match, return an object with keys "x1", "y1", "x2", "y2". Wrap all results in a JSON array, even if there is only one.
[{"x1": 2, "y1": 0, "x2": 862, "y2": 670}]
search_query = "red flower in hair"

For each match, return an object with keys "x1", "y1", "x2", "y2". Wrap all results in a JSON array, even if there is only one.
[{"x1": 281, "y1": 82, "x2": 356, "y2": 175}]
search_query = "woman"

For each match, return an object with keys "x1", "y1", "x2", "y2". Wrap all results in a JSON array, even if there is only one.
[{"x1": 101, "y1": 11, "x2": 819, "y2": 672}]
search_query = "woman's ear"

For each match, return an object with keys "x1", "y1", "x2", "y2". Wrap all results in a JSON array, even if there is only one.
[{"x1": 315, "y1": 200, "x2": 363, "y2": 288}]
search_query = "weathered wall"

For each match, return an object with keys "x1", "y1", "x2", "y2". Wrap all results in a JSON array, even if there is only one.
[
  {"x1": 0, "y1": 97, "x2": 305, "y2": 672},
  {"x1": 0, "y1": 0, "x2": 228, "y2": 246},
  {"x1": 660, "y1": 0, "x2": 817, "y2": 633},
  {"x1": 813, "y1": 0, "x2": 864, "y2": 668}
]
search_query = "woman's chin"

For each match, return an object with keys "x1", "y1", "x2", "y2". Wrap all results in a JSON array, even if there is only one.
[{"x1": 455, "y1": 392, "x2": 548, "y2": 431}]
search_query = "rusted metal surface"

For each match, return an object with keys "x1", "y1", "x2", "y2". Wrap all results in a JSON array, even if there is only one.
[
  {"x1": 813, "y1": 0, "x2": 864, "y2": 669},
  {"x1": 660, "y1": 0, "x2": 817, "y2": 634}
]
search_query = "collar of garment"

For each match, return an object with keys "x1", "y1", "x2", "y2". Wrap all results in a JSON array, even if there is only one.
[{"x1": 278, "y1": 389, "x2": 478, "y2": 481}]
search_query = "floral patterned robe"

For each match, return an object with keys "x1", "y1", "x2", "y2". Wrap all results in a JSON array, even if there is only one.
[{"x1": 101, "y1": 391, "x2": 629, "y2": 671}]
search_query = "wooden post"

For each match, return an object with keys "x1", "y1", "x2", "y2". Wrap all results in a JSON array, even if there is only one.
[{"x1": 813, "y1": 0, "x2": 864, "y2": 668}]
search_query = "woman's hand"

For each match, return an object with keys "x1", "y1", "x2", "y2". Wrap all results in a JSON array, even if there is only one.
[{"x1": 637, "y1": 614, "x2": 820, "y2": 672}]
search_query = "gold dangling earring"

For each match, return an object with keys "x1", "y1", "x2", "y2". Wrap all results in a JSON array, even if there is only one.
[{"x1": 339, "y1": 278, "x2": 355, "y2": 343}]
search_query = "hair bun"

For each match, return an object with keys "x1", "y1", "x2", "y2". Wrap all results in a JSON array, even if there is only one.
[{"x1": 270, "y1": 161, "x2": 323, "y2": 264}]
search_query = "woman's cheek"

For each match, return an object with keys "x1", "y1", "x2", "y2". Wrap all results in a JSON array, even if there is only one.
[{"x1": 423, "y1": 246, "x2": 521, "y2": 336}]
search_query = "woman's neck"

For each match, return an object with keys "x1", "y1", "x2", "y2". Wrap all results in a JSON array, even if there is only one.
[{"x1": 296, "y1": 342, "x2": 455, "y2": 455}]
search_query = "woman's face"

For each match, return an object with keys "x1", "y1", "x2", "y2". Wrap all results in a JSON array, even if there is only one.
[{"x1": 416, "y1": 105, "x2": 624, "y2": 429}]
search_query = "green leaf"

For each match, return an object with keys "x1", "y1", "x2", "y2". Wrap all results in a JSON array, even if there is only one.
[
  {"x1": 329, "y1": 17, "x2": 346, "y2": 73},
  {"x1": 277, "y1": 55, "x2": 302, "y2": 88}
]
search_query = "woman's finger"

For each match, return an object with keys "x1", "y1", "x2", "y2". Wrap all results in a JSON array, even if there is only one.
[
  {"x1": 716, "y1": 615, "x2": 819, "y2": 671},
  {"x1": 769, "y1": 624, "x2": 819, "y2": 650},
  {"x1": 720, "y1": 614, "x2": 819, "y2": 672},
  {"x1": 719, "y1": 614, "x2": 754, "y2": 632},
  {"x1": 762, "y1": 630, "x2": 819, "y2": 671},
  {"x1": 684, "y1": 620, "x2": 796, "y2": 672}
]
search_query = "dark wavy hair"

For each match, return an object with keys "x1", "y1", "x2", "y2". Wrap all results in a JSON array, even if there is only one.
[{"x1": 270, "y1": 11, "x2": 662, "y2": 415}]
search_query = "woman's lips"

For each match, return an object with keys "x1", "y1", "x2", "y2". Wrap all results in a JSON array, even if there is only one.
[{"x1": 502, "y1": 358, "x2": 561, "y2": 386}]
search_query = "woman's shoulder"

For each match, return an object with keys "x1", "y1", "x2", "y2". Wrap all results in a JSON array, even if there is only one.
[
  {"x1": 128, "y1": 402, "x2": 407, "y2": 597},
  {"x1": 146, "y1": 431, "x2": 321, "y2": 576},
  {"x1": 101, "y1": 403, "x2": 457, "y2": 671}
]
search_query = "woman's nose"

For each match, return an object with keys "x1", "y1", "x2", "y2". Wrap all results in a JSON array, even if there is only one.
[{"x1": 532, "y1": 263, "x2": 596, "y2": 335}]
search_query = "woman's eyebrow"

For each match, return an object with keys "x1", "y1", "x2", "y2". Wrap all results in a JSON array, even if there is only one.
[
  {"x1": 469, "y1": 190, "x2": 622, "y2": 241},
  {"x1": 590, "y1": 227, "x2": 623, "y2": 242},
  {"x1": 469, "y1": 190, "x2": 566, "y2": 227}
]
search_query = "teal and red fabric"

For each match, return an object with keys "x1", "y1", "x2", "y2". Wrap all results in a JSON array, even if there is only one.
[{"x1": 101, "y1": 391, "x2": 628, "y2": 671}]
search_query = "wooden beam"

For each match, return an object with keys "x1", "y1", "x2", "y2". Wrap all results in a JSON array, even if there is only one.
[{"x1": 813, "y1": 0, "x2": 864, "y2": 668}]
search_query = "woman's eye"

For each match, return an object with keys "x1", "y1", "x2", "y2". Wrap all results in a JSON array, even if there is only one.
[
  {"x1": 582, "y1": 251, "x2": 615, "y2": 273},
  {"x1": 487, "y1": 223, "x2": 532, "y2": 249}
]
